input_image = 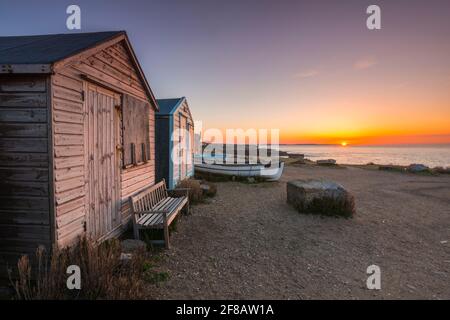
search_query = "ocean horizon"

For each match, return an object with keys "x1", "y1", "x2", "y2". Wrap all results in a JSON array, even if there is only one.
[{"x1": 280, "y1": 144, "x2": 450, "y2": 167}]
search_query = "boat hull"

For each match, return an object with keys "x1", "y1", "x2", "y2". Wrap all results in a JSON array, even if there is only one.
[{"x1": 194, "y1": 162, "x2": 284, "y2": 181}]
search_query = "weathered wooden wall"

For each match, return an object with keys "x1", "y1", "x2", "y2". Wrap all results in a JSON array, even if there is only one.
[
  {"x1": 52, "y1": 40, "x2": 156, "y2": 247},
  {"x1": 186, "y1": 105, "x2": 195, "y2": 176},
  {"x1": 0, "y1": 75, "x2": 52, "y2": 277},
  {"x1": 51, "y1": 66, "x2": 86, "y2": 248},
  {"x1": 172, "y1": 99, "x2": 194, "y2": 186}
]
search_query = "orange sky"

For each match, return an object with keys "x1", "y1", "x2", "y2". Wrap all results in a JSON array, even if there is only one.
[
  {"x1": 193, "y1": 2, "x2": 450, "y2": 146},
  {"x1": 201, "y1": 54, "x2": 450, "y2": 145}
]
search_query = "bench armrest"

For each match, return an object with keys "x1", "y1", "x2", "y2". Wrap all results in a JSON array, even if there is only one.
[{"x1": 168, "y1": 188, "x2": 189, "y2": 198}]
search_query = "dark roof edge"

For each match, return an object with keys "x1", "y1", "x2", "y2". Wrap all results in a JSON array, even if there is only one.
[
  {"x1": 156, "y1": 97, "x2": 186, "y2": 115},
  {"x1": 0, "y1": 31, "x2": 125, "y2": 74},
  {"x1": 0, "y1": 63, "x2": 52, "y2": 74},
  {"x1": 0, "y1": 31, "x2": 159, "y2": 111}
]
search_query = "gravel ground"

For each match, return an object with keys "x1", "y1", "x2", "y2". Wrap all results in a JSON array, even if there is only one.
[{"x1": 146, "y1": 165, "x2": 450, "y2": 299}]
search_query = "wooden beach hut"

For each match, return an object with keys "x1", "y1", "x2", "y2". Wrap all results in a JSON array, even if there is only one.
[
  {"x1": 0, "y1": 31, "x2": 158, "y2": 276},
  {"x1": 155, "y1": 97, "x2": 194, "y2": 189}
]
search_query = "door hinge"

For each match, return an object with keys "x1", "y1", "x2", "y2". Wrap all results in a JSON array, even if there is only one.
[{"x1": 83, "y1": 220, "x2": 87, "y2": 232}]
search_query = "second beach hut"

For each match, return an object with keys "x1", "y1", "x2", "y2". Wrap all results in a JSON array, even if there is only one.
[{"x1": 156, "y1": 97, "x2": 194, "y2": 188}]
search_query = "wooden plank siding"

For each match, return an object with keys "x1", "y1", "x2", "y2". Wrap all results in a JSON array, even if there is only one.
[
  {"x1": 50, "y1": 68, "x2": 86, "y2": 248},
  {"x1": 51, "y1": 41, "x2": 155, "y2": 247},
  {"x1": 172, "y1": 100, "x2": 194, "y2": 187},
  {"x1": 0, "y1": 75, "x2": 51, "y2": 278},
  {"x1": 182, "y1": 100, "x2": 195, "y2": 178},
  {"x1": 173, "y1": 111, "x2": 180, "y2": 184}
]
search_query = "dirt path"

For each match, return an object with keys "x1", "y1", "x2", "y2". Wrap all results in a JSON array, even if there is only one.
[{"x1": 147, "y1": 165, "x2": 450, "y2": 299}]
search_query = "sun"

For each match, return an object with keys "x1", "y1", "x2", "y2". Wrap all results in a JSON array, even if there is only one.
[{"x1": 341, "y1": 141, "x2": 348, "y2": 147}]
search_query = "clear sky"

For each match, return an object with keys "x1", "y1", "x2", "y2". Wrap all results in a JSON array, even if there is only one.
[{"x1": 1, "y1": 0, "x2": 449, "y2": 145}]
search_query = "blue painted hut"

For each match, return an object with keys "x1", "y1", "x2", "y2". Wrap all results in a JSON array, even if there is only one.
[{"x1": 156, "y1": 97, "x2": 194, "y2": 188}]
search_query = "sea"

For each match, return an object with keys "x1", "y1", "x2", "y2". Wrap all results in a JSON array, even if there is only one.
[{"x1": 280, "y1": 144, "x2": 450, "y2": 168}]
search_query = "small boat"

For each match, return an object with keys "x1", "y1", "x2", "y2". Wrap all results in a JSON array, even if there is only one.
[{"x1": 194, "y1": 161, "x2": 284, "y2": 181}]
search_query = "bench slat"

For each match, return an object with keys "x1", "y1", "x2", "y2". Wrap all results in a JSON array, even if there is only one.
[
  {"x1": 137, "y1": 199, "x2": 143, "y2": 212},
  {"x1": 144, "y1": 194, "x2": 150, "y2": 210},
  {"x1": 139, "y1": 196, "x2": 147, "y2": 211},
  {"x1": 154, "y1": 187, "x2": 159, "y2": 203},
  {"x1": 151, "y1": 214, "x2": 164, "y2": 226},
  {"x1": 144, "y1": 213, "x2": 163, "y2": 226},
  {"x1": 165, "y1": 198, "x2": 184, "y2": 212},
  {"x1": 153, "y1": 197, "x2": 177, "y2": 211},
  {"x1": 153, "y1": 197, "x2": 172, "y2": 211},
  {"x1": 148, "y1": 193, "x2": 154, "y2": 209},
  {"x1": 158, "y1": 185, "x2": 164, "y2": 202},
  {"x1": 138, "y1": 213, "x2": 161, "y2": 226},
  {"x1": 155, "y1": 187, "x2": 160, "y2": 204}
]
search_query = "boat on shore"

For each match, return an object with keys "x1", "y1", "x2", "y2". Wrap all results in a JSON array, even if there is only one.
[{"x1": 194, "y1": 161, "x2": 284, "y2": 181}]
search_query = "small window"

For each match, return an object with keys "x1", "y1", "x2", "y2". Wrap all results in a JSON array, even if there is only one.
[{"x1": 122, "y1": 95, "x2": 150, "y2": 168}]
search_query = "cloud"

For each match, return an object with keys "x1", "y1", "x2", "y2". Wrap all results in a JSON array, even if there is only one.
[
  {"x1": 293, "y1": 69, "x2": 320, "y2": 79},
  {"x1": 353, "y1": 56, "x2": 377, "y2": 70}
]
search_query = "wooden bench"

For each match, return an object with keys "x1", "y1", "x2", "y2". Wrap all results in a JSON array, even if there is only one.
[{"x1": 129, "y1": 179, "x2": 189, "y2": 248}]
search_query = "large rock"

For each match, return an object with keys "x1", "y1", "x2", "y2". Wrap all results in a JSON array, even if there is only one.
[{"x1": 287, "y1": 179, "x2": 355, "y2": 218}]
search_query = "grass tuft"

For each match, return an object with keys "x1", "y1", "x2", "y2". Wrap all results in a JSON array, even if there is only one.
[
  {"x1": 177, "y1": 179, "x2": 203, "y2": 204},
  {"x1": 11, "y1": 237, "x2": 151, "y2": 300}
]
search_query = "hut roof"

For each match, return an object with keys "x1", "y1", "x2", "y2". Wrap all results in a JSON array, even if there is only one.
[
  {"x1": 156, "y1": 97, "x2": 185, "y2": 115},
  {"x1": 0, "y1": 31, "x2": 158, "y2": 110},
  {"x1": 0, "y1": 31, "x2": 123, "y2": 64}
]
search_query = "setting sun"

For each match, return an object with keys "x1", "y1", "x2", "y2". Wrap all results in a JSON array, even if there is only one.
[{"x1": 341, "y1": 142, "x2": 348, "y2": 147}]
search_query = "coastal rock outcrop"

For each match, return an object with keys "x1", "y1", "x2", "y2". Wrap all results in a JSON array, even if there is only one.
[
  {"x1": 316, "y1": 159, "x2": 337, "y2": 165},
  {"x1": 287, "y1": 179, "x2": 355, "y2": 218},
  {"x1": 407, "y1": 164, "x2": 429, "y2": 173}
]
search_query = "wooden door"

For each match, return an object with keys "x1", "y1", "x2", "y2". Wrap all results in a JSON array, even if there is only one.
[{"x1": 85, "y1": 84, "x2": 121, "y2": 240}]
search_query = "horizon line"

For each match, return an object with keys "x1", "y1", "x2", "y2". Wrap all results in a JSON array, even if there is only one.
[{"x1": 202, "y1": 142, "x2": 450, "y2": 147}]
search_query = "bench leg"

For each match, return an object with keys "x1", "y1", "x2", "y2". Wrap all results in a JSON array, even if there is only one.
[
  {"x1": 164, "y1": 224, "x2": 170, "y2": 249},
  {"x1": 133, "y1": 226, "x2": 140, "y2": 240},
  {"x1": 182, "y1": 202, "x2": 190, "y2": 215}
]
